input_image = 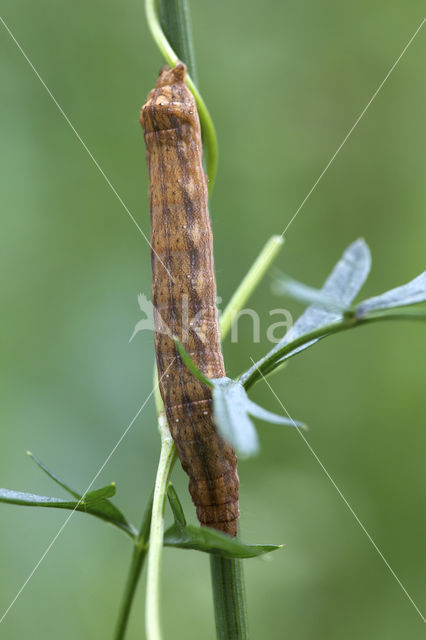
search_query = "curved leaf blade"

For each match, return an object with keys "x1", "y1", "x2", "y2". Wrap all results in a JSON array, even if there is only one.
[
  {"x1": 0, "y1": 484, "x2": 114, "y2": 509},
  {"x1": 241, "y1": 239, "x2": 371, "y2": 385},
  {"x1": 245, "y1": 399, "x2": 306, "y2": 429},
  {"x1": 0, "y1": 488, "x2": 85, "y2": 509},
  {"x1": 356, "y1": 271, "x2": 426, "y2": 318},
  {"x1": 212, "y1": 377, "x2": 259, "y2": 457},
  {"x1": 26, "y1": 451, "x2": 81, "y2": 499},
  {"x1": 167, "y1": 483, "x2": 187, "y2": 527},
  {"x1": 174, "y1": 347, "x2": 305, "y2": 457},
  {"x1": 165, "y1": 484, "x2": 282, "y2": 558},
  {"x1": 272, "y1": 273, "x2": 345, "y2": 311},
  {"x1": 272, "y1": 238, "x2": 371, "y2": 354},
  {"x1": 164, "y1": 523, "x2": 283, "y2": 558},
  {"x1": 0, "y1": 484, "x2": 136, "y2": 539},
  {"x1": 210, "y1": 378, "x2": 305, "y2": 456},
  {"x1": 174, "y1": 337, "x2": 213, "y2": 387}
]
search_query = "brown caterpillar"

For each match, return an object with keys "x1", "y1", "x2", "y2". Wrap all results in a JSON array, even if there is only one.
[{"x1": 140, "y1": 63, "x2": 239, "y2": 537}]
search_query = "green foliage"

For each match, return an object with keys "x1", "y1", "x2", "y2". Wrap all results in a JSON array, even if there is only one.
[
  {"x1": 174, "y1": 236, "x2": 426, "y2": 460},
  {"x1": 211, "y1": 377, "x2": 304, "y2": 458},
  {"x1": 175, "y1": 340, "x2": 304, "y2": 457},
  {"x1": 0, "y1": 484, "x2": 136, "y2": 537},
  {"x1": 0, "y1": 453, "x2": 136, "y2": 539},
  {"x1": 26, "y1": 450, "x2": 81, "y2": 498},
  {"x1": 273, "y1": 260, "x2": 426, "y2": 321},
  {"x1": 241, "y1": 239, "x2": 426, "y2": 389},
  {"x1": 177, "y1": 239, "x2": 425, "y2": 460},
  {"x1": 145, "y1": 0, "x2": 218, "y2": 190},
  {"x1": 158, "y1": 0, "x2": 198, "y2": 83},
  {"x1": 164, "y1": 485, "x2": 282, "y2": 558},
  {"x1": 272, "y1": 272, "x2": 347, "y2": 311},
  {"x1": 355, "y1": 271, "x2": 426, "y2": 318},
  {"x1": 2, "y1": 2, "x2": 425, "y2": 639},
  {"x1": 241, "y1": 239, "x2": 371, "y2": 387},
  {"x1": 0, "y1": 485, "x2": 114, "y2": 508},
  {"x1": 174, "y1": 337, "x2": 213, "y2": 388}
]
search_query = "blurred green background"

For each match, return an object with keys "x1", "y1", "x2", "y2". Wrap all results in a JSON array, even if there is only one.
[{"x1": 1, "y1": 1, "x2": 425, "y2": 638}]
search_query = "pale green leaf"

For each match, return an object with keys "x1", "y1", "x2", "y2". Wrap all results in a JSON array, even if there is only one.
[
  {"x1": 164, "y1": 485, "x2": 282, "y2": 558},
  {"x1": 241, "y1": 239, "x2": 371, "y2": 387},
  {"x1": 356, "y1": 272, "x2": 426, "y2": 318}
]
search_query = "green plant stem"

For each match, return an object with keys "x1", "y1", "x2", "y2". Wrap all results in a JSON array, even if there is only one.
[
  {"x1": 143, "y1": 234, "x2": 285, "y2": 639},
  {"x1": 220, "y1": 235, "x2": 284, "y2": 340},
  {"x1": 242, "y1": 319, "x2": 350, "y2": 389},
  {"x1": 145, "y1": 0, "x2": 218, "y2": 191},
  {"x1": 143, "y1": 10, "x2": 285, "y2": 628},
  {"x1": 114, "y1": 494, "x2": 153, "y2": 640},
  {"x1": 210, "y1": 556, "x2": 249, "y2": 640},
  {"x1": 158, "y1": 0, "x2": 197, "y2": 84},
  {"x1": 141, "y1": 9, "x2": 286, "y2": 640},
  {"x1": 206, "y1": 240, "x2": 286, "y2": 640},
  {"x1": 145, "y1": 414, "x2": 177, "y2": 640},
  {"x1": 241, "y1": 308, "x2": 426, "y2": 390}
]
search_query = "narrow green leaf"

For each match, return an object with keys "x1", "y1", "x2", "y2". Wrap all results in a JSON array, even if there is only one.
[
  {"x1": 220, "y1": 235, "x2": 285, "y2": 340},
  {"x1": 26, "y1": 451, "x2": 81, "y2": 499},
  {"x1": 86, "y1": 492, "x2": 137, "y2": 537},
  {"x1": 0, "y1": 485, "x2": 136, "y2": 539},
  {"x1": 158, "y1": 0, "x2": 197, "y2": 84},
  {"x1": 0, "y1": 484, "x2": 113, "y2": 509},
  {"x1": 241, "y1": 239, "x2": 371, "y2": 387},
  {"x1": 272, "y1": 272, "x2": 346, "y2": 311},
  {"x1": 25, "y1": 452, "x2": 136, "y2": 537},
  {"x1": 145, "y1": 0, "x2": 218, "y2": 191},
  {"x1": 0, "y1": 488, "x2": 86, "y2": 509},
  {"x1": 245, "y1": 399, "x2": 306, "y2": 429},
  {"x1": 167, "y1": 483, "x2": 187, "y2": 527},
  {"x1": 83, "y1": 484, "x2": 117, "y2": 504},
  {"x1": 175, "y1": 340, "x2": 305, "y2": 455},
  {"x1": 356, "y1": 271, "x2": 426, "y2": 318},
  {"x1": 164, "y1": 523, "x2": 282, "y2": 559},
  {"x1": 212, "y1": 378, "x2": 259, "y2": 457},
  {"x1": 164, "y1": 485, "x2": 282, "y2": 558},
  {"x1": 210, "y1": 378, "x2": 305, "y2": 457},
  {"x1": 174, "y1": 337, "x2": 213, "y2": 387}
]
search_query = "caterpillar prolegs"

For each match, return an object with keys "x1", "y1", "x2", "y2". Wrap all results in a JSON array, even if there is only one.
[{"x1": 140, "y1": 64, "x2": 239, "y2": 537}]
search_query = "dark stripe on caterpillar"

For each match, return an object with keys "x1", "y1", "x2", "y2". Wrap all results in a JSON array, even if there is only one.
[{"x1": 140, "y1": 63, "x2": 239, "y2": 536}]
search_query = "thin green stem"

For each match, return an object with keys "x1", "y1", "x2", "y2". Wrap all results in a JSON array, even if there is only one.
[
  {"x1": 143, "y1": 234, "x2": 285, "y2": 640},
  {"x1": 158, "y1": 0, "x2": 198, "y2": 84},
  {"x1": 145, "y1": 0, "x2": 218, "y2": 191},
  {"x1": 220, "y1": 235, "x2": 284, "y2": 341},
  {"x1": 207, "y1": 238, "x2": 286, "y2": 640},
  {"x1": 242, "y1": 319, "x2": 353, "y2": 389},
  {"x1": 114, "y1": 494, "x2": 153, "y2": 640},
  {"x1": 210, "y1": 556, "x2": 249, "y2": 640},
  {"x1": 145, "y1": 414, "x2": 177, "y2": 640},
  {"x1": 140, "y1": 7, "x2": 286, "y2": 640},
  {"x1": 143, "y1": 13, "x2": 286, "y2": 637},
  {"x1": 241, "y1": 307, "x2": 426, "y2": 390}
]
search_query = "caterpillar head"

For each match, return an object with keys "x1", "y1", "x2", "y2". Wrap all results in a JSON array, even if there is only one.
[{"x1": 140, "y1": 63, "x2": 199, "y2": 134}]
